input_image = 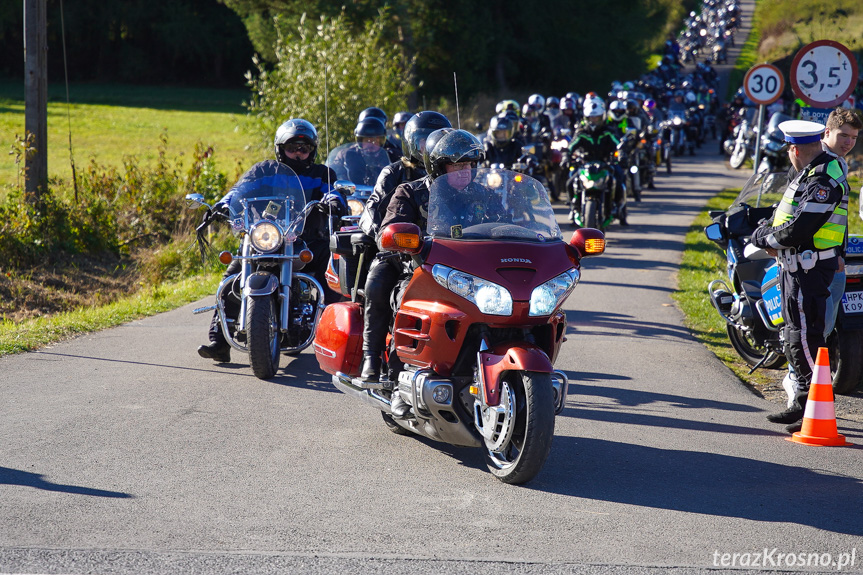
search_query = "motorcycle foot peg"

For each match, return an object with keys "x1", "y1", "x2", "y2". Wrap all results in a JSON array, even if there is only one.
[{"x1": 193, "y1": 304, "x2": 218, "y2": 314}]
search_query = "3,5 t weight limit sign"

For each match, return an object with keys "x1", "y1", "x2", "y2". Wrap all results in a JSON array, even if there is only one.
[
  {"x1": 743, "y1": 64, "x2": 784, "y2": 105},
  {"x1": 790, "y1": 40, "x2": 858, "y2": 107}
]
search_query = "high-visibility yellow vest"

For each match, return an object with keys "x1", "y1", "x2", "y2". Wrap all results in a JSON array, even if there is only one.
[{"x1": 772, "y1": 158, "x2": 849, "y2": 250}]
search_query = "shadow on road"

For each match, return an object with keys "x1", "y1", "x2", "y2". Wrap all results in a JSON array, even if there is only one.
[
  {"x1": 534, "y1": 437, "x2": 863, "y2": 536},
  {"x1": 564, "y1": 309, "x2": 694, "y2": 341},
  {"x1": 0, "y1": 466, "x2": 133, "y2": 498},
  {"x1": 566, "y1": 381, "x2": 761, "y2": 412}
]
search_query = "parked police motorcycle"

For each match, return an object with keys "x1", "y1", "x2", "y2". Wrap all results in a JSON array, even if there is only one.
[
  {"x1": 187, "y1": 163, "x2": 326, "y2": 380},
  {"x1": 704, "y1": 171, "x2": 863, "y2": 393},
  {"x1": 314, "y1": 168, "x2": 606, "y2": 483}
]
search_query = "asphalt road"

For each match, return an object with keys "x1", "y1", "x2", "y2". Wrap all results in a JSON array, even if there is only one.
[{"x1": 3, "y1": 139, "x2": 863, "y2": 575}]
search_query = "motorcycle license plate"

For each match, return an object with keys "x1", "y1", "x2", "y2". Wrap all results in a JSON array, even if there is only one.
[
  {"x1": 842, "y1": 290, "x2": 863, "y2": 314},
  {"x1": 847, "y1": 235, "x2": 863, "y2": 255}
]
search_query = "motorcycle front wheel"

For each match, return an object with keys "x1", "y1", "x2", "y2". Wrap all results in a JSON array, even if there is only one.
[
  {"x1": 726, "y1": 324, "x2": 785, "y2": 369},
  {"x1": 246, "y1": 294, "x2": 280, "y2": 379},
  {"x1": 828, "y1": 329, "x2": 863, "y2": 395},
  {"x1": 584, "y1": 198, "x2": 600, "y2": 229},
  {"x1": 485, "y1": 371, "x2": 555, "y2": 485},
  {"x1": 729, "y1": 142, "x2": 747, "y2": 169}
]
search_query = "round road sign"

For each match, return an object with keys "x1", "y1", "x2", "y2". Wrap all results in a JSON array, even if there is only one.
[
  {"x1": 790, "y1": 40, "x2": 859, "y2": 108},
  {"x1": 743, "y1": 64, "x2": 785, "y2": 105}
]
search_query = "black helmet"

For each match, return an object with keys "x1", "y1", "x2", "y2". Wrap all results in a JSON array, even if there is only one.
[
  {"x1": 358, "y1": 106, "x2": 387, "y2": 126},
  {"x1": 393, "y1": 111, "x2": 413, "y2": 129},
  {"x1": 274, "y1": 118, "x2": 318, "y2": 165},
  {"x1": 424, "y1": 129, "x2": 484, "y2": 180},
  {"x1": 489, "y1": 115, "x2": 515, "y2": 146},
  {"x1": 402, "y1": 111, "x2": 452, "y2": 163},
  {"x1": 354, "y1": 117, "x2": 387, "y2": 146}
]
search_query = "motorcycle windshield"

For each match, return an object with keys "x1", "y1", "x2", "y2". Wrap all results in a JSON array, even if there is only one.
[
  {"x1": 325, "y1": 142, "x2": 390, "y2": 187},
  {"x1": 766, "y1": 112, "x2": 793, "y2": 136},
  {"x1": 227, "y1": 163, "x2": 307, "y2": 235},
  {"x1": 427, "y1": 168, "x2": 563, "y2": 242},
  {"x1": 732, "y1": 171, "x2": 789, "y2": 209}
]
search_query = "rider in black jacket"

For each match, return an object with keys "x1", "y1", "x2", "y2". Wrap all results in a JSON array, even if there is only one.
[
  {"x1": 361, "y1": 129, "x2": 484, "y2": 417},
  {"x1": 197, "y1": 119, "x2": 343, "y2": 363}
]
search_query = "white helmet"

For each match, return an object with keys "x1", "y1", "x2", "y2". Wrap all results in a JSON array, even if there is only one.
[
  {"x1": 608, "y1": 100, "x2": 626, "y2": 122},
  {"x1": 584, "y1": 99, "x2": 605, "y2": 118},
  {"x1": 527, "y1": 93, "x2": 546, "y2": 112}
]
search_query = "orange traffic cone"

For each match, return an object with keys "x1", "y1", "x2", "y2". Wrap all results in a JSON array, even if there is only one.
[{"x1": 788, "y1": 347, "x2": 851, "y2": 447}]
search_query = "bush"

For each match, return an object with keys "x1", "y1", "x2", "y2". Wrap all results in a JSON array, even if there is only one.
[
  {"x1": 244, "y1": 10, "x2": 412, "y2": 153},
  {"x1": 0, "y1": 131, "x2": 232, "y2": 271}
]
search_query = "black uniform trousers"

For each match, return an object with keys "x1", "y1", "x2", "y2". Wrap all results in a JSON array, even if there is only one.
[{"x1": 780, "y1": 261, "x2": 834, "y2": 389}]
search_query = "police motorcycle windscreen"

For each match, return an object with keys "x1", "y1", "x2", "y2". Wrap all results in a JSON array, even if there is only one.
[{"x1": 705, "y1": 170, "x2": 789, "y2": 371}]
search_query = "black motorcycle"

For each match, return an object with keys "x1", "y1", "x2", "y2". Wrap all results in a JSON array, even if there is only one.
[
  {"x1": 756, "y1": 112, "x2": 792, "y2": 174},
  {"x1": 187, "y1": 163, "x2": 326, "y2": 380}
]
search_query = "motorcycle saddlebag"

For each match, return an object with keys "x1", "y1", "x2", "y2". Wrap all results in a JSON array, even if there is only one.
[{"x1": 313, "y1": 301, "x2": 364, "y2": 376}]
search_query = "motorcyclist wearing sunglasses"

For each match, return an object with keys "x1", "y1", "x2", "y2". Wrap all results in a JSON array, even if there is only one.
[{"x1": 197, "y1": 118, "x2": 345, "y2": 363}]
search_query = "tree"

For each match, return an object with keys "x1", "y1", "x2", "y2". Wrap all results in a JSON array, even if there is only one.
[{"x1": 244, "y1": 11, "x2": 412, "y2": 154}]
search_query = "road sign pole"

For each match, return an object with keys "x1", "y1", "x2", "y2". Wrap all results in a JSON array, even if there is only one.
[{"x1": 752, "y1": 104, "x2": 765, "y2": 175}]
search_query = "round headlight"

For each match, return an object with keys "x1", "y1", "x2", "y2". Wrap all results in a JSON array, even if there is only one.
[{"x1": 249, "y1": 221, "x2": 282, "y2": 252}]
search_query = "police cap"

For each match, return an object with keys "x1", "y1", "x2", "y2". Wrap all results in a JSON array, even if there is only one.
[{"x1": 778, "y1": 120, "x2": 825, "y2": 144}]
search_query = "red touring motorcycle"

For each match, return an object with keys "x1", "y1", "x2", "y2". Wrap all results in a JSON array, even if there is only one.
[{"x1": 313, "y1": 169, "x2": 605, "y2": 484}]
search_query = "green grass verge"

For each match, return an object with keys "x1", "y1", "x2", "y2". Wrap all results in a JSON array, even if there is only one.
[
  {"x1": 0, "y1": 272, "x2": 219, "y2": 355},
  {"x1": 674, "y1": 176, "x2": 863, "y2": 390},
  {"x1": 0, "y1": 81, "x2": 261, "y2": 190}
]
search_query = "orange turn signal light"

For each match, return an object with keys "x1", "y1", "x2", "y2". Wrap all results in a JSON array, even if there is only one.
[
  {"x1": 218, "y1": 251, "x2": 233, "y2": 265},
  {"x1": 298, "y1": 249, "x2": 314, "y2": 264},
  {"x1": 584, "y1": 238, "x2": 606, "y2": 254},
  {"x1": 393, "y1": 232, "x2": 421, "y2": 250}
]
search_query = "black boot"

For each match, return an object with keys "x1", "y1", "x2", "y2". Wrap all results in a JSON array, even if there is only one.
[
  {"x1": 360, "y1": 352, "x2": 382, "y2": 382},
  {"x1": 785, "y1": 421, "x2": 803, "y2": 434},
  {"x1": 767, "y1": 392, "x2": 807, "y2": 424},
  {"x1": 197, "y1": 341, "x2": 230, "y2": 363},
  {"x1": 390, "y1": 389, "x2": 411, "y2": 419}
]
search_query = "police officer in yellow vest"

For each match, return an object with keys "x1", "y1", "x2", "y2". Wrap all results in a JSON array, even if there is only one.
[{"x1": 750, "y1": 120, "x2": 850, "y2": 424}]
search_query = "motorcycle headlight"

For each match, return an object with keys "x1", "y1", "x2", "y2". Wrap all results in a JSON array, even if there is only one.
[
  {"x1": 432, "y1": 264, "x2": 512, "y2": 316},
  {"x1": 249, "y1": 221, "x2": 283, "y2": 253},
  {"x1": 348, "y1": 198, "x2": 365, "y2": 216},
  {"x1": 673, "y1": 117, "x2": 682, "y2": 126},
  {"x1": 529, "y1": 269, "x2": 579, "y2": 316}
]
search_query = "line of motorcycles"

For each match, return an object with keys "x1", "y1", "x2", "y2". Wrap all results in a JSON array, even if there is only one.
[
  {"x1": 186, "y1": 156, "x2": 607, "y2": 485},
  {"x1": 704, "y1": 171, "x2": 863, "y2": 395},
  {"x1": 723, "y1": 107, "x2": 792, "y2": 173}
]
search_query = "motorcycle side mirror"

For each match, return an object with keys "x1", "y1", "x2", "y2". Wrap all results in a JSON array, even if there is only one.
[
  {"x1": 334, "y1": 180, "x2": 356, "y2": 196},
  {"x1": 704, "y1": 222, "x2": 725, "y2": 241},
  {"x1": 184, "y1": 192, "x2": 209, "y2": 210},
  {"x1": 569, "y1": 227, "x2": 606, "y2": 259},
  {"x1": 378, "y1": 222, "x2": 423, "y2": 255}
]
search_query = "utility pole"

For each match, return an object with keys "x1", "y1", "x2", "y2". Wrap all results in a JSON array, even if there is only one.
[{"x1": 24, "y1": 0, "x2": 48, "y2": 201}]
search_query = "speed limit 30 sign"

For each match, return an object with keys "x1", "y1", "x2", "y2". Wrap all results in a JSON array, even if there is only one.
[
  {"x1": 791, "y1": 40, "x2": 859, "y2": 108},
  {"x1": 744, "y1": 63, "x2": 785, "y2": 105}
]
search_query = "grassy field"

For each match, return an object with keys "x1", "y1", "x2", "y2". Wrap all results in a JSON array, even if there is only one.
[{"x1": 0, "y1": 81, "x2": 262, "y2": 190}]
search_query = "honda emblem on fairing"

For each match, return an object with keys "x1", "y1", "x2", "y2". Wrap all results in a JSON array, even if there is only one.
[{"x1": 501, "y1": 258, "x2": 532, "y2": 264}]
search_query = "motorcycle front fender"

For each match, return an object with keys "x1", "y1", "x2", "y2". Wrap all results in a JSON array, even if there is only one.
[
  {"x1": 244, "y1": 271, "x2": 279, "y2": 297},
  {"x1": 479, "y1": 342, "x2": 554, "y2": 407}
]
